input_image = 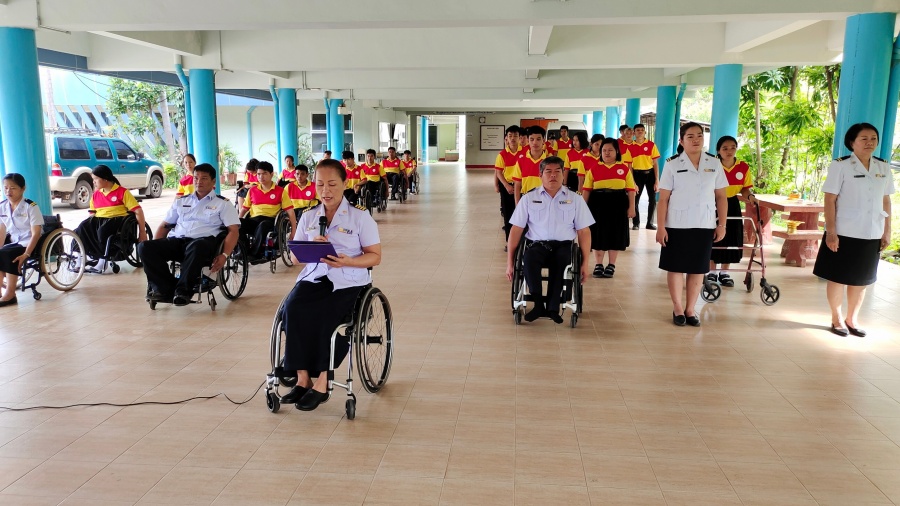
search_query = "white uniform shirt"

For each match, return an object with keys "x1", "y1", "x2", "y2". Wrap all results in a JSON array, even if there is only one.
[
  {"x1": 294, "y1": 199, "x2": 380, "y2": 291},
  {"x1": 164, "y1": 192, "x2": 241, "y2": 239},
  {"x1": 510, "y1": 186, "x2": 595, "y2": 241},
  {"x1": 822, "y1": 153, "x2": 896, "y2": 240},
  {"x1": 659, "y1": 152, "x2": 728, "y2": 229},
  {"x1": 0, "y1": 199, "x2": 44, "y2": 245}
]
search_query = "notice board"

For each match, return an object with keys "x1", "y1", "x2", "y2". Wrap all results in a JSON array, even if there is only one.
[{"x1": 480, "y1": 125, "x2": 504, "y2": 150}]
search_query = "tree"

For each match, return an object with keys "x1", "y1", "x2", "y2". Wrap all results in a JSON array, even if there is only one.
[{"x1": 106, "y1": 78, "x2": 184, "y2": 162}]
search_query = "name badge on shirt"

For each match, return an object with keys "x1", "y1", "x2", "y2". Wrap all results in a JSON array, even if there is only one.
[
  {"x1": 560, "y1": 200, "x2": 572, "y2": 204},
  {"x1": 337, "y1": 227, "x2": 353, "y2": 234},
  {"x1": 875, "y1": 173, "x2": 886, "y2": 178},
  {"x1": 532, "y1": 200, "x2": 542, "y2": 203},
  {"x1": 676, "y1": 170, "x2": 688, "y2": 173},
  {"x1": 205, "y1": 205, "x2": 218, "y2": 210},
  {"x1": 853, "y1": 175, "x2": 865, "y2": 178},
  {"x1": 703, "y1": 168, "x2": 715, "y2": 172}
]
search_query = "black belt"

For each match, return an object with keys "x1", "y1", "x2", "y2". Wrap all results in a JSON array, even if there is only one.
[
  {"x1": 632, "y1": 168, "x2": 654, "y2": 172},
  {"x1": 524, "y1": 239, "x2": 572, "y2": 251},
  {"x1": 593, "y1": 189, "x2": 626, "y2": 193}
]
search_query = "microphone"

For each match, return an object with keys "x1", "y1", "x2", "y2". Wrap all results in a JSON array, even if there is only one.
[{"x1": 318, "y1": 216, "x2": 328, "y2": 237}]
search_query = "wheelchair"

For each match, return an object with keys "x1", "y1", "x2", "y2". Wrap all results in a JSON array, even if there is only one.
[
  {"x1": 408, "y1": 171, "x2": 419, "y2": 195},
  {"x1": 18, "y1": 215, "x2": 86, "y2": 300},
  {"x1": 359, "y1": 180, "x2": 388, "y2": 215},
  {"x1": 89, "y1": 213, "x2": 154, "y2": 274},
  {"x1": 510, "y1": 237, "x2": 583, "y2": 328},
  {"x1": 241, "y1": 213, "x2": 292, "y2": 274},
  {"x1": 147, "y1": 231, "x2": 249, "y2": 311},
  {"x1": 265, "y1": 283, "x2": 394, "y2": 419}
]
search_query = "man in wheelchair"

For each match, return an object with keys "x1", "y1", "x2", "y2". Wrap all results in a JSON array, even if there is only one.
[
  {"x1": 506, "y1": 157, "x2": 593, "y2": 323},
  {"x1": 238, "y1": 161, "x2": 297, "y2": 261},
  {"x1": 138, "y1": 164, "x2": 240, "y2": 306}
]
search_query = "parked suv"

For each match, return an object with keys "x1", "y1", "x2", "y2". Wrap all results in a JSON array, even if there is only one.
[{"x1": 47, "y1": 134, "x2": 165, "y2": 208}]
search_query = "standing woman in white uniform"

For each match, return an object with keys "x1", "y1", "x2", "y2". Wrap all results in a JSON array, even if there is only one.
[
  {"x1": 813, "y1": 123, "x2": 895, "y2": 337},
  {"x1": 0, "y1": 173, "x2": 45, "y2": 306},
  {"x1": 656, "y1": 123, "x2": 728, "y2": 326},
  {"x1": 279, "y1": 159, "x2": 382, "y2": 411}
]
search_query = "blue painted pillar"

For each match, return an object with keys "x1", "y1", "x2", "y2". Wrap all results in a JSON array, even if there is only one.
[
  {"x1": 419, "y1": 115, "x2": 429, "y2": 163},
  {"x1": 625, "y1": 98, "x2": 641, "y2": 127},
  {"x1": 655, "y1": 86, "x2": 677, "y2": 176},
  {"x1": 278, "y1": 88, "x2": 298, "y2": 162},
  {"x1": 673, "y1": 83, "x2": 686, "y2": 153},
  {"x1": 709, "y1": 64, "x2": 743, "y2": 151},
  {"x1": 605, "y1": 106, "x2": 619, "y2": 139},
  {"x1": 174, "y1": 64, "x2": 194, "y2": 154},
  {"x1": 326, "y1": 99, "x2": 344, "y2": 154},
  {"x1": 246, "y1": 106, "x2": 256, "y2": 160},
  {"x1": 832, "y1": 13, "x2": 895, "y2": 159},
  {"x1": 188, "y1": 69, "x2": 220, "y2": 193},
  {"x1": 592, "y1": 111, "x2": 603, "y2": 136},
  {"x1": 0, "y1": 28, "x2": 51, "y2": 211},
  {"x1": 582, "y1": 114, "x2": 590, "y2": 134},
  {"x1": 881, "y1": 33, "x2": 900, "y2": 161}
]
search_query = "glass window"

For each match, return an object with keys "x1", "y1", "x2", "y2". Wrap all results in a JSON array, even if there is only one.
[
  {"x1": 343, "y1": 115, "x2": 352, "y2": 132},
  {"x1": 90, "y1": 139, "x2": 113, "y2": 160},
  {"x1": 311, "y1": 133, "x2": 328, "y2": 153},
  {"x1": 112, "y1": 140, "x2": 136, "y2": 160},
  {"x1": 311, "y1": 113, "x2": 327, "y2": 132},
  {"x1": 57, "y1": 138, "x2": 90, "y2": 160}
]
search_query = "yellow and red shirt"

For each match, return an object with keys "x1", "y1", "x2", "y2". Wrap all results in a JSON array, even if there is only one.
[
  {"x1": 582, "y1": 156, "x2": 636, "y2": 192},
  {"x1": 361, "y1": 162, "x2": 386, "y2": 183},
  {"x1": 382, "y1": 157, "x2": 402, "y2": 174},
  {"x1": 242, "y1": 184, "x2": 293, "y2": 218},
  {"x1": 345, "y1": 164, "x2": 363, "y2": 189},
  {"x1": 175, "y1": 173, "x2": 194, "y2": 197},
  {"x1": 565, "y1": 148, "x2": 587, "y2": 175},
  {"x1": 722, "y1": 159, "x2": 753, "y2": 198},
  {"x1": 494, "y1": 146, "x2": 521, "y2": 183},
  {"x1": 511, "y1": 149, "x2": 549, "y2": 194},
  {"x1": 90, "y1": 184, "x2": 141, "y2": 218},
  {"x1": 281, "y1": 168, "x2": 297, "y2": 182},
  {"x1": 288, "y1": 180, "x2": 318, "y2": 210},
  {"x1": 617, "y1": 139, "x2": 635, "y2": 165},
  {"x1": 543, "y1": 141, "x2": 557, "y2": 156},
  {"x1": 401, "y1": 159, "x2": 417, "y2": 173},
  {"x1": 554, "y1": 137, "x2": 573, "y2": 162},
  {"x1": 630, "y1": 140, "x2": 660, "y2": 170},
  {"x1": 245, "y1": 172, "x2": 259, "y2": 187}
]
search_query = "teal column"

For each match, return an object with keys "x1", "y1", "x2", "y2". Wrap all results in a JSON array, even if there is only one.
[
  {"x1": 592, "y1": 111, "x2": 603, "y2": 136},
  {"x1": 174, "y1": 64, "x2": 194, "y2": 154},
  {"x1": 188, "y1": 69, "x2": 220, "y2": 193},
  {"x1": 605, "y1": 106, "x2": 619, "y2": 138},
  {"x1": 655, "y1": 86, "x2": 677, "y2": 176},
  {"x1": 832, "y1": 13, "x2": 895, "y2": 159},
  {"x1": 278, "y1": 88, "x2": 298, "y2": 161},
  {"x1": 582, "y1": 114, "x2": 590, "y2": 134},
  {"x1": 709, "y1": 64, "x2": 743, "y2": 150},
  {"x1": 625, "y1": 98, "x2": 641, "y2": 127},
  {"x1": 419, "y1": 115, "x2": 428, "y2": 162},
  {"x1": 0, "y1": 28, "x2": 51, "y2": 210},
  {"x1": 325, "y1": 99, "x2": 345, "y2": 154},
  {"x1": 881, "y1": 33, "x2": 900, "y2": 160},
  {"x1": 673, "y1": 83, "x2": 686, "y2": 153}
]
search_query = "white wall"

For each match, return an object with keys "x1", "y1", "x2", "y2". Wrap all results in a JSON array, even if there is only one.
[
  {"x1": 215, "y1": 101, "x2": 409, "y2": 167},
  {"x1": 463, "y1": 113, "x2": 586, "y2": 167}
]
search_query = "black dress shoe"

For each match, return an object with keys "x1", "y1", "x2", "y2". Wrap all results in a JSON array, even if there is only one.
[
  {"x1": 632, "y1": 225, "x2": 640, "y2": 230},
  {"x1": 718, "y1": 273, "x2": 735, "y2": 287},
  {"x1": 0, "y1": 297, "x2": 18, "y2": 308},
  {"x1": 172, "y1": 293, "x2": 191, "y2": 306},
  {"x1": 845, "y1": 321, "x2": 866, "y2": 337},
  {"x1": 673, "y1": 313, "x2": 686, "y2": 326},
  {"x1": 548, "y1": 312, "x2": 564, "y2": 324},
  {"x1": 280, "y1": 385, "x2": 309, "y2": 404},
  {"x1": 296, "y1": 389, "x2": 329, "y2": 411},
  {"x1": 830, "y1": 324, "x2": 849, "y2": 337},
  {"x1": 685, "y1": 314, "x2": 701, "y2": 327},
  {"x1": 646, "y1": 224, "x2": 657, "y2": 230},
  {"x1": 524, "y1": 308, "x2": 543, "y2": 322},
  {"x1": 147, "y1": 291, "x2": 172, "y2": 303}
]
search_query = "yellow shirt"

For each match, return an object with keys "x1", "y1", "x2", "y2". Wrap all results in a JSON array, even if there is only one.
[
  {"x1": 242, "y1": 184, "x2": 293, "y2": 218},
  {"x1": 494, "y1": 146, "x2": 521, "y2": 184},
  {"x1": 511, "y1": 150, "x2": 549, "y2": 194},
  {"x1": 630, "y1": 140, "x2": 660, "y2": 170},
  {"x1": 583, "y1": 161, "x2": 636, "y2": 192},
  {"x1": 90, "y1": 184, "x2": 141, "y2": 218}
]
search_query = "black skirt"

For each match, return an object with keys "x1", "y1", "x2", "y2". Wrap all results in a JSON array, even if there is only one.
[
  {"x1": 659, "y1": 228, "x2": 714, "y2": 274},
  {"x1": 813, "y1": 233, "x2": 881, "y2": 286},
  {"x1": 74, "y1": 215, "x2": 128, "y2": 259},
  {"x1": 566, "y1": 170, "x2": 580, "y2": 192},
  {"x1": 0, "y1": 243, "x2": 26, "y2": 274},
  {"x1": 711, "y1": 196, "x2": 744, "y2": 264},
  {"x1": 587, "y1": 190, "x2": 630, "y2": 251}
]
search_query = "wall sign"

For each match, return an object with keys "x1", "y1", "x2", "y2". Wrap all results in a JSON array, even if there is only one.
[{"x1": 480, "y1": 125, "x2": 504, "y2": 150}]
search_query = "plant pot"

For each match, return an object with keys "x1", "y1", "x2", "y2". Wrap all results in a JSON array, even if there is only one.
[{"x1": 226, "y1": 173, "x2": 237, "y2": 185}]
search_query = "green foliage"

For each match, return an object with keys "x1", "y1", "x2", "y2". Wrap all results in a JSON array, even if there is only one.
[
  {"x1": 680, "y1": 87, "x2": 712, "y2": 123},
  {"x1": 258, "y1": 131, "x2": 315, "y2": 167},
  {"x1": 106, "y1": 78, "x2": 184, "y2": 164},
  {"x1": 162, "y1": 162, "x2": 179, "y2": 189},
  {"x1": 219, "y1": 143, "x2": 241, "y2": 175}
]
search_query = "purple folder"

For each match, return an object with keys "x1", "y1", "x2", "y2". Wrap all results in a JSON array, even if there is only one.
[{"x1": 287, "y1": 241, "x2": 338, "y2": 263}]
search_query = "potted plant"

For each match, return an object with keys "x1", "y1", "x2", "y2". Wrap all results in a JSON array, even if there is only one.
[{"x1": 218, "y1": 143, "x2": 241, "y2": 186}]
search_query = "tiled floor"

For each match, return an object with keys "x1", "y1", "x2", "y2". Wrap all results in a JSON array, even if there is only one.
[{"x1": 1, "y1": 162, "x2": 900, "y2": 505}]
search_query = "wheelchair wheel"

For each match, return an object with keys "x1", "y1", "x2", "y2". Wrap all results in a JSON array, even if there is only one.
[
  {"x1": 125, "y1": 223, "x2": 153, "y2": 268},
  {"x1": 268, "y1": 295, "x2": 298, "y2": 387},
  {"x1": 345, "y1": 398, "x2": 356, "y2": 420},
  {"x1": 266, "y1": 392, "x2": 280, "y2": 413},
  {"x1": 219, "y1": 239, "x2": 249, "y2": 300},
  {"x1": 361, "y1": 187, "x2": 374, "y2": 216},
  {"x1": 510, "y1": 241, "x2": 525, "y2": 310},
  {"x1": 571, "y1": 247, "x2": 583, "y2": 313},
  {"x1": 354, "y1": 287, "x2": 393, "y2": 393},
  {"x1": 40, "y1": 229, "x2": 85, "y2": 291},
  {"x1": 276, "y1": 212, "x2": 293, "y2": 268},
  {"x1": 700, "y1": 280, "x2": 721, "y2": 302}
]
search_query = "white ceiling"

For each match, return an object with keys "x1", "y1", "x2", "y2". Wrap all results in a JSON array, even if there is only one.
[{"x1": 2, "y1": 0, "x2": 895, "y2": 114}]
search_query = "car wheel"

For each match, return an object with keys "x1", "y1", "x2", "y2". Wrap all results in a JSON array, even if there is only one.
[
  {"x1": 147, "y1": 173, "x2": 163, "y2": 198},
  {"x1": 70, "y1": 179, "x2": 92, "y2": 209}
]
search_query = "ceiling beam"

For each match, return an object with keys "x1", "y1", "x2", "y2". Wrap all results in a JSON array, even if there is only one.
[
  {"x1": 525, "y1": 68, "x2": 540, "y2": 79},
  {"x1": 528, "y1": 25, "x2": 553, "y2": 55},
  {"x1": 90, "y1": 30, "x2": 202, "y2": 56},
  {"x1": 724, "y1": 20, "x2": 818, "y2": 53}
]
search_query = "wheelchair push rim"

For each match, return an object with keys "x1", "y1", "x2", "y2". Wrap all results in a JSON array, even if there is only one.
[
  {"x1": 219, "y1": 239, "x2": 249, "y2": 300},
  {"x1": 41, "y1": 228, "x2": 86, "y2": 291},
  {"x1": 355, "y1": 287, "x2": 393, "y2": 393}
]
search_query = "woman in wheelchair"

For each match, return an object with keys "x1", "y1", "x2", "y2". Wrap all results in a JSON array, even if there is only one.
[
  {"x1": 238, "y1": 161, "x2": 297, "y2": 260},
  {"x1": 279, "y1": 158, "x2": 381, "y2": 411},
  {"x1": 0, "y1": 173, "x2": 44, "y2": 307},
  {"x1": 73, "y1": 165, "x2": 148, "y2": 273}
]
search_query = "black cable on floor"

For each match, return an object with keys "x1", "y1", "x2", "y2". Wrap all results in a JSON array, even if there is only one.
[{"x1": 0, "y1": 380, "x2": 266, "y2": 412}]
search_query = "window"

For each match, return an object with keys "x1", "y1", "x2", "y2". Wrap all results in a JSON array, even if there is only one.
[
  {"x1": 112, "y1": 140, "x2": 136, "y2": 160},
  {"x1": 90, "y1": 139, "x2": 113, "y2": 160},
  {"x1": 428, "y1": 125, "x2": 438, "y2": 147},
  {"x1": 57, "y1": 138, "x2": 90, "y2": 160},
  {"x1": 311, "y1": 113, "x2": 353, "y2": 154}
]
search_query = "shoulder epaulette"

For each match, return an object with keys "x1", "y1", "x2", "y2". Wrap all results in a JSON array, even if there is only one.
[
  {"x1": 666, "y1": 153, "x2": 680, "y2": 162},
  {"x1": 706, "y1": 152, "x2": 717, "y2": 158},
  {"x1": 873, "y1": 156, "x2": 886, "y2": 163},
  {"x1": 216, "y1": 195, "x2": 230, "y2": 202},
  {"x1": 836, "y1": 155, "x2": 851, "y2": 161},
  {"x1": 354, "y1": 203, "x2": 367, "y2": 211},
  {"x1": 24, "y1": 199, "x2": 36, "y2": 206}
]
